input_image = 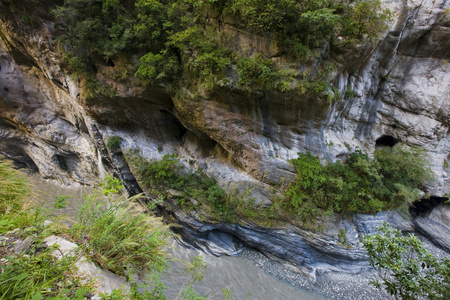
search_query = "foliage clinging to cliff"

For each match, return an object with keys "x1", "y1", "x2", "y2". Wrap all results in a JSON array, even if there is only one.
[
  {"x1": 51, "y1": 0, "x2": 392, "y2": 93},
  {"x1": 286, "y1": 146, "x2": 433, "y2": 220},
  {"x1": 125, "y1": 152, "x2": 236, "y2": 221}
]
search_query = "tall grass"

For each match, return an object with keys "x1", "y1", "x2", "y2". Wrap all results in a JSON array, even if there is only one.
[
  {"x1": 0, "y1": 247, "x2": 91, "y2": 300},
  {"x1": 0, "y1": 156, "x2": 34, "y2": 233},
  {"x1": 73, "y1": 178, "x2": 169, "y2": 276}
]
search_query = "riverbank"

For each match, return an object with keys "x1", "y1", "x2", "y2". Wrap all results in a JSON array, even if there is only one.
[
  {"x1": 239, "y1": 248, "x2": 392, "y2": 300},
  {"x1": 239, "y1": 227, "x2": 450, "y2": 300}
]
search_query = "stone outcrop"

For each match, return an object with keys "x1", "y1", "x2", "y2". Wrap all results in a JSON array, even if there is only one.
[
  {"x1": 414, "y1": 203, "x2": 450, "y2": 252},
  {"x1": 173, "y1": 207, "x2": 415, "y2": 276},
  {"x1": 0, "y1": 0, "x2": 449, "y2": 274}
]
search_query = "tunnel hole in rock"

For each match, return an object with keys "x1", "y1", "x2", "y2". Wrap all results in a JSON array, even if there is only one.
[
  {"x1": 158, "y1": 109, "x2": 187, "y2": 141},
  {"x1": 409, "y1": 197, "x2": 448, "y2": 218},
  {"x1": 56, "y1": 155, "x2": 69, "y2": 172},
  {"x1": 375, "y1": 135, "x2": 399, "y2": 148}
]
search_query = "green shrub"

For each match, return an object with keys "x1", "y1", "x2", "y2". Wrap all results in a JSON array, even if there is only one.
[
  {"x1": 236, "y1": 55, "x2": 295, "y2": 91},
  {"x1": 363, "y1": 224, "x2": 450, "y2": 299},
  {"x1": 106, "y1": 135, "x2": 123, "y2": 150},
  {"x1": 285, "y1": 146, "x2": 433, "y2": 220}
]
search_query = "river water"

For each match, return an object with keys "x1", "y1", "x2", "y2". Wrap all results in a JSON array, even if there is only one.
[{"x1": 29, "y1": 174, "x2": 323, "y2": 300}]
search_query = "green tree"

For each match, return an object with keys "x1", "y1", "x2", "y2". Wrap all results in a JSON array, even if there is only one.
[
  {"x1": 363, "y1": 224, "x2": 450, "y2": 299},
  {"x1": 343, "y1": 0, "x2": 393, "y2": 39}
]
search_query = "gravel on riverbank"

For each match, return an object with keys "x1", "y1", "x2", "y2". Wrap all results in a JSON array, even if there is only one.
[
  {"x1": 239, "y1": 230, "x2": 449, "y2": 300},
  {"x1": 240, "y1": 248, "x2": 393, "y2": 300}
]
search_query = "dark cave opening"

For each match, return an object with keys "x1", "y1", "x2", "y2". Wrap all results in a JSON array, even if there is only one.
[
  {"x1": 375, "y1": 135, "x2": 399, "y2": 147},
  {"x1": 56, "y1": 155, "x2": 68, "y2": 172},
  {"x1": 409, "y1": 196, "x2": 448, "y2": 218},
  {"x1": 159, "y1": 109, "x2": 187, "y2": 140}
]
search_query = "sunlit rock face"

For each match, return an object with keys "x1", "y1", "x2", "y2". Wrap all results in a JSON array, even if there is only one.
[{"x1": 0, "y1": 0, "x2": 448, "y2": 273}]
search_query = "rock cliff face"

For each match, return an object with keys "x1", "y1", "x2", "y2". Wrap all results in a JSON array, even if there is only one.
[{"x1": 0, "y1": 0, "x2": 449, "y2": 274}]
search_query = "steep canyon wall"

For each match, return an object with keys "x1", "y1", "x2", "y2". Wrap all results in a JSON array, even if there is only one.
[{"x1": 0, "y1": 0, "x2": 449, "y2": 274}]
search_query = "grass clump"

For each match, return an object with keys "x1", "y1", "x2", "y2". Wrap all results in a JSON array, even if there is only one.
[
  {"x1": 0, "y1": 164, "x2": 204, "y2": 299},
  {"x1": 284, "y1": 146, "x2": 433, "y2": 221},
  {"x1": 0, "y1": 247, "x2": 91, "y2": 300},
  {"x1": 0, "y1": 156, "x2": 34, "y2": 233},
  {"x1": 73, "y1": 177, "x2": 169, "y2": 275}
]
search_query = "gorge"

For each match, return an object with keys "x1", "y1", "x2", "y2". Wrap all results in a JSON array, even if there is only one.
[{"x1": 0, "y1": 0, "x2": 449, "y2": 291}]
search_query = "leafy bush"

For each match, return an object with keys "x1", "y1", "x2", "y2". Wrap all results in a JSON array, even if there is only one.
[
  {"x1": 285, "y1": 146, "x2": 433, "y2": 220},
  {"x1": 363, "y1": 224, "x2": 450, "y2": 299},
  {"x1": 236, "y1": 55, "x2": 295, "y2": 91},
  {"x1": 106, "y1": 135, "x2": 123, "y2": 150}
]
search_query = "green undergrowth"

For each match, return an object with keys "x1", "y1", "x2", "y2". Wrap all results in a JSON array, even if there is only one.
[
  {"x1": 49, "y1": 0, "x2": 392, "y2": 97},
  {"x1": 0, "y1": 156, "x2": 93, "y2": 299},
  {"x1": 0, "y1": 246, "x2": 92, "y2": 300},
  {"x1": 0, "y1": 157, "x2": 36, "y2": 234},
  {"x1": 125, "y1": 151, "x2": 281, "y2": 226},
  {"x1": 284, "y1": 146, "x2": 433, "y2": 222},
  {"x1": 125, "y1": 151, "x2": 236, "y2": 222}
]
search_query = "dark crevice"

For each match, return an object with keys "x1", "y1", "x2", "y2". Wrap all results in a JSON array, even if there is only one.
[
  {"x1": 409, "y1": 197, "x2": 448, "y2": 218},
  {"x1": 0, "y1": 150, "x2": 39, "y2": 172},
  {"x1": 158, "y1": 109, "x2": 187, "y2": 141},
  {"x1": 56, "y1": 155, "x2": 68, "y2": 172},
  {"x1": 375, "y1": 135, "x2": 399, "y2": 147},
  {"x1": 105, "y1": 58, "x2": 115, "y2": 67}
]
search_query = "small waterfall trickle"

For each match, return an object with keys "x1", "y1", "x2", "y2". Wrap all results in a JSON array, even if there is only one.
[{"x1": 97, "y1": 149, "x2": 106, "y2": 179}]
